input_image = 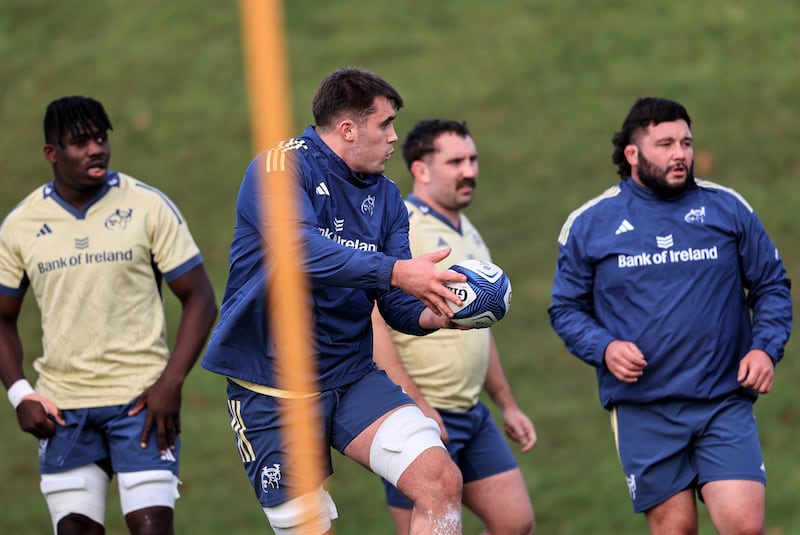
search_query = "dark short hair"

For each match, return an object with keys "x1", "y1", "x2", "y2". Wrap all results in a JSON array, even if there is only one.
[
  {"x1": 611, "y1": 97, "x2": 692, "y2": 179},
  {"x1": 44, "y1": 96, "x2": 113, "y2": 147},
  {"x1": 401, "y1": 119, "x2": 471, "y2": 170},
  {"x1": 311, "y1": 67, "x2": 403, "y2": 129}
]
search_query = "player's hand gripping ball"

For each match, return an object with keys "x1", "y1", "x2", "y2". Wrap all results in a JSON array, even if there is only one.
[{"x1": 444, "y1": 259, "x2": 512, "y2": 328}]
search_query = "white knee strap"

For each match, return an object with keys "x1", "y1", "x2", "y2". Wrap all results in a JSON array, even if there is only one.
[
  {"x1": 263, "y1": 486, "x2": 338, "y2": 535},
  {"x1": 40, "y1": 464, "x2": 110, "y2": 532},
  {"x1": 117, "y1": 470, "x2": 180, "y2": 515},
  {"x1": 369, "y1": 405, "x2": 445, "y2": 486}
]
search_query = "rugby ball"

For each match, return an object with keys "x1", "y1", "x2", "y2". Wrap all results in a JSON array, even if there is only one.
[{"x1": 443, "y1": 259, "x2": 512, "y2": 328}]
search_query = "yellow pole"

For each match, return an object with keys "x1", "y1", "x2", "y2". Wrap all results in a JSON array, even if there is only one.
[
  {"x1": 238, "y1": 0, "x2": 325, "y2": 519},
  {"x1": 239, "y1": 0, "x2": 293, "y2": 152}
]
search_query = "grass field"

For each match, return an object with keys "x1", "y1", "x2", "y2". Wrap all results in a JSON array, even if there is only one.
[{"x1": 1, "y1": 1, "x2": 799, "y2": 533}]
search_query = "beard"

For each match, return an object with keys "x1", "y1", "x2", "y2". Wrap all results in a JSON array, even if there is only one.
[{"x1": 637, "y1": 151, "x2": 694, "y2": 198}]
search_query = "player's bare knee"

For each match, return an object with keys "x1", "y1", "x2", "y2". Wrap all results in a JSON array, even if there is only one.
[
  {"x1": 57, "y1": 513, "x2": 106, "y2": 535},
  {"x1": 124, "y1": 507, "x2": 175, "y2": 535},
  {"x1": 40, "y1": 464, "x2": 110, "y2": 533},
  {"x1": 117, "y1": 470, "x2": 180, "y2": 516},
  {"x1": 262, "y1": 487, "x2": 338, "y2": 535},
  {"x1": 369, "y1": 405, "x2": 446, "y2": 487},
  {"x1": 412, "y1": 447, "x2": 462, "y2": 506},
  {"x1": 491, "y1": 514, "x2": 535, "y2": 535}
]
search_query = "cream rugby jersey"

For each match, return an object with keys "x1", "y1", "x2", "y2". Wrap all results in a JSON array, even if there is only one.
[
  {"x1": 388, "y1": 195, "x2": 492, "y2": 411},
  {"x1": 0, "y1": 172, "x2": 203, "y2": 408}
]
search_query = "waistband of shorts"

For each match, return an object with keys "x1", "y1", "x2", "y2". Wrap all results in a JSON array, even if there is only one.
[{"x1": 228, "y1": 377, "x2": 321, "y2": 399}]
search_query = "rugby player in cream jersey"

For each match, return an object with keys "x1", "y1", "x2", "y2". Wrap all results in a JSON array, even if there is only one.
[{"x1": 0, "y1": 96, "x2": 217, "y2": 534}]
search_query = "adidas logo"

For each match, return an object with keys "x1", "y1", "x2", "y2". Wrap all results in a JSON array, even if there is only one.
[
  {"x1": 36, "y1": 223, "x2": 53, "y2": 237},
  {"x1": 615, "y1": 219, "x2": 634, "y2": 235},
  {"x1": 315, "y1": 182, "x2": 330, "y2": 196}
]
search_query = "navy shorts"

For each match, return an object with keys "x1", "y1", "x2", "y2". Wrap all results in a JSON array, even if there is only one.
[
  {"x1": 39, "y1": 400, "x2": 180, "y2": 475},
  {"x1": 612, "y1": 394, "x2": 765, "y2": 513},
  {"x1": 226, "y1": 368, "x2": 413, "y2": 507},
  {"x1": 383, "y1": 401, "x2": 518, "y2": 508}
]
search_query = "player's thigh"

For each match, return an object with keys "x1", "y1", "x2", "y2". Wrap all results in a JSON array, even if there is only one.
[
  {"x1": 463, "y1": 468, "x2": 534, "y2": 533},
  {"x1": 701, "y1": 480, "x2": 765, "y2": 535},
  {"x1": 342, "y1": 401, "x2": 455, "y2": 504},
  {"x1": 447, "y1": 403, "x2": 516, "y2": 483},
  {"x1": 644, "y1": 489, "x2": 699, "y2": 535},
  {"x1": 334, "y1": 369, "x2": 417, "y2": 466},
  {"x1": 41, "y1": 463, "x2": 111, "y2": 531}
]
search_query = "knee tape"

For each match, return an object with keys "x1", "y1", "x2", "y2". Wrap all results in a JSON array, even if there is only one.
[
  {"x1": 262, "y1": 486, "x2": 338, "y2": 535},
  {"x1": 117, "y1": 470, "x2": 180, "y2": 515},
  {"x1": 40, "y1": 464, "x2": 110, "y2": 531},
  {"x1": 369, "y1": 405, "x2": 445, "y2": 486}
]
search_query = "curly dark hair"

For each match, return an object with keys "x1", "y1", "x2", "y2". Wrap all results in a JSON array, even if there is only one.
[
  {"x1": 44, "y1": 96, "x2": 113, "y2": 147},
  {"x1": 611, "y1": 97, "x2": 691, "y2": 179}
]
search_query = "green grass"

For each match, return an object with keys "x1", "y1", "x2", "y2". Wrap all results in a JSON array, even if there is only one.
[{"x1": 1, "y1": 0, "x2": 799, "y2": 533}]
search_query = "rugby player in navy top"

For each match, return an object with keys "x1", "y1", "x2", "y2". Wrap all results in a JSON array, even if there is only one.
[
  {"x1": 202, "y1": 68, "x2": 467, "y2": 534},
  {"x1": 549, "y1": 97, "x2": 791, "y2": 534}
]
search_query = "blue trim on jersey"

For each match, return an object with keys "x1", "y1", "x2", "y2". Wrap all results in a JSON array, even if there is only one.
[
  {"x1": 162, "y1": 253, "x2": 203, "y2": 282},
  {"x1": 0, "y1": 282, "x2": 26, "y2": 298},
  {"x1": 405, "y1": 194, "x2": 462, "y2": 234},
  {"x1": 135, "y1": 183, "x2": 184, "y2": 223},
  {"x1": 549, "y1": 178, "x2": 792, "y2": 408},
  {"x1": 203, "y1": 126, "x2": 430, "y2": 390},
  {"x1": 42, "y1": 172, "x2": 121, "y2": 220}
]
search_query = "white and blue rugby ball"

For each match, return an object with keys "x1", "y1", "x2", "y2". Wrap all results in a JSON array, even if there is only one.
[{"x1": 444, "y1": 259, "x2": 512, "y2": 328}]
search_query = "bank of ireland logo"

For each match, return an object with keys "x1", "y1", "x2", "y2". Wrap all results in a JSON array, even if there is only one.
[
  {"x1": 684, "y1": 206, "x2": 706, "y2": 224},
  {"x1": 261, "y1": 463, "x2": 282, "y2": 492},
  {"x1": 361, "y1": 194, "x2": 375, "y2": 215},
  {"x1": 655, "y1": 235, "x2": 674, "y2": 249}
]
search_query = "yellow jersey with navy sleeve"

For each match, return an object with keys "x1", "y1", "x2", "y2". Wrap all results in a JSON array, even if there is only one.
[
  {"x1": 388, "y1": 195, "x2": 491, "y2": 411},
  {"x1": 0, "y1": 172, "x2": 204, "y2": 409}
]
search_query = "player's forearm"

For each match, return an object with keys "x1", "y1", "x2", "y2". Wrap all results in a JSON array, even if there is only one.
[
  {"x1": 483, "y1": 333, "x2": 518, "y2": 411},
  {"x1": 0, "y1": 324, "x2": 26, "y2": 389}
]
